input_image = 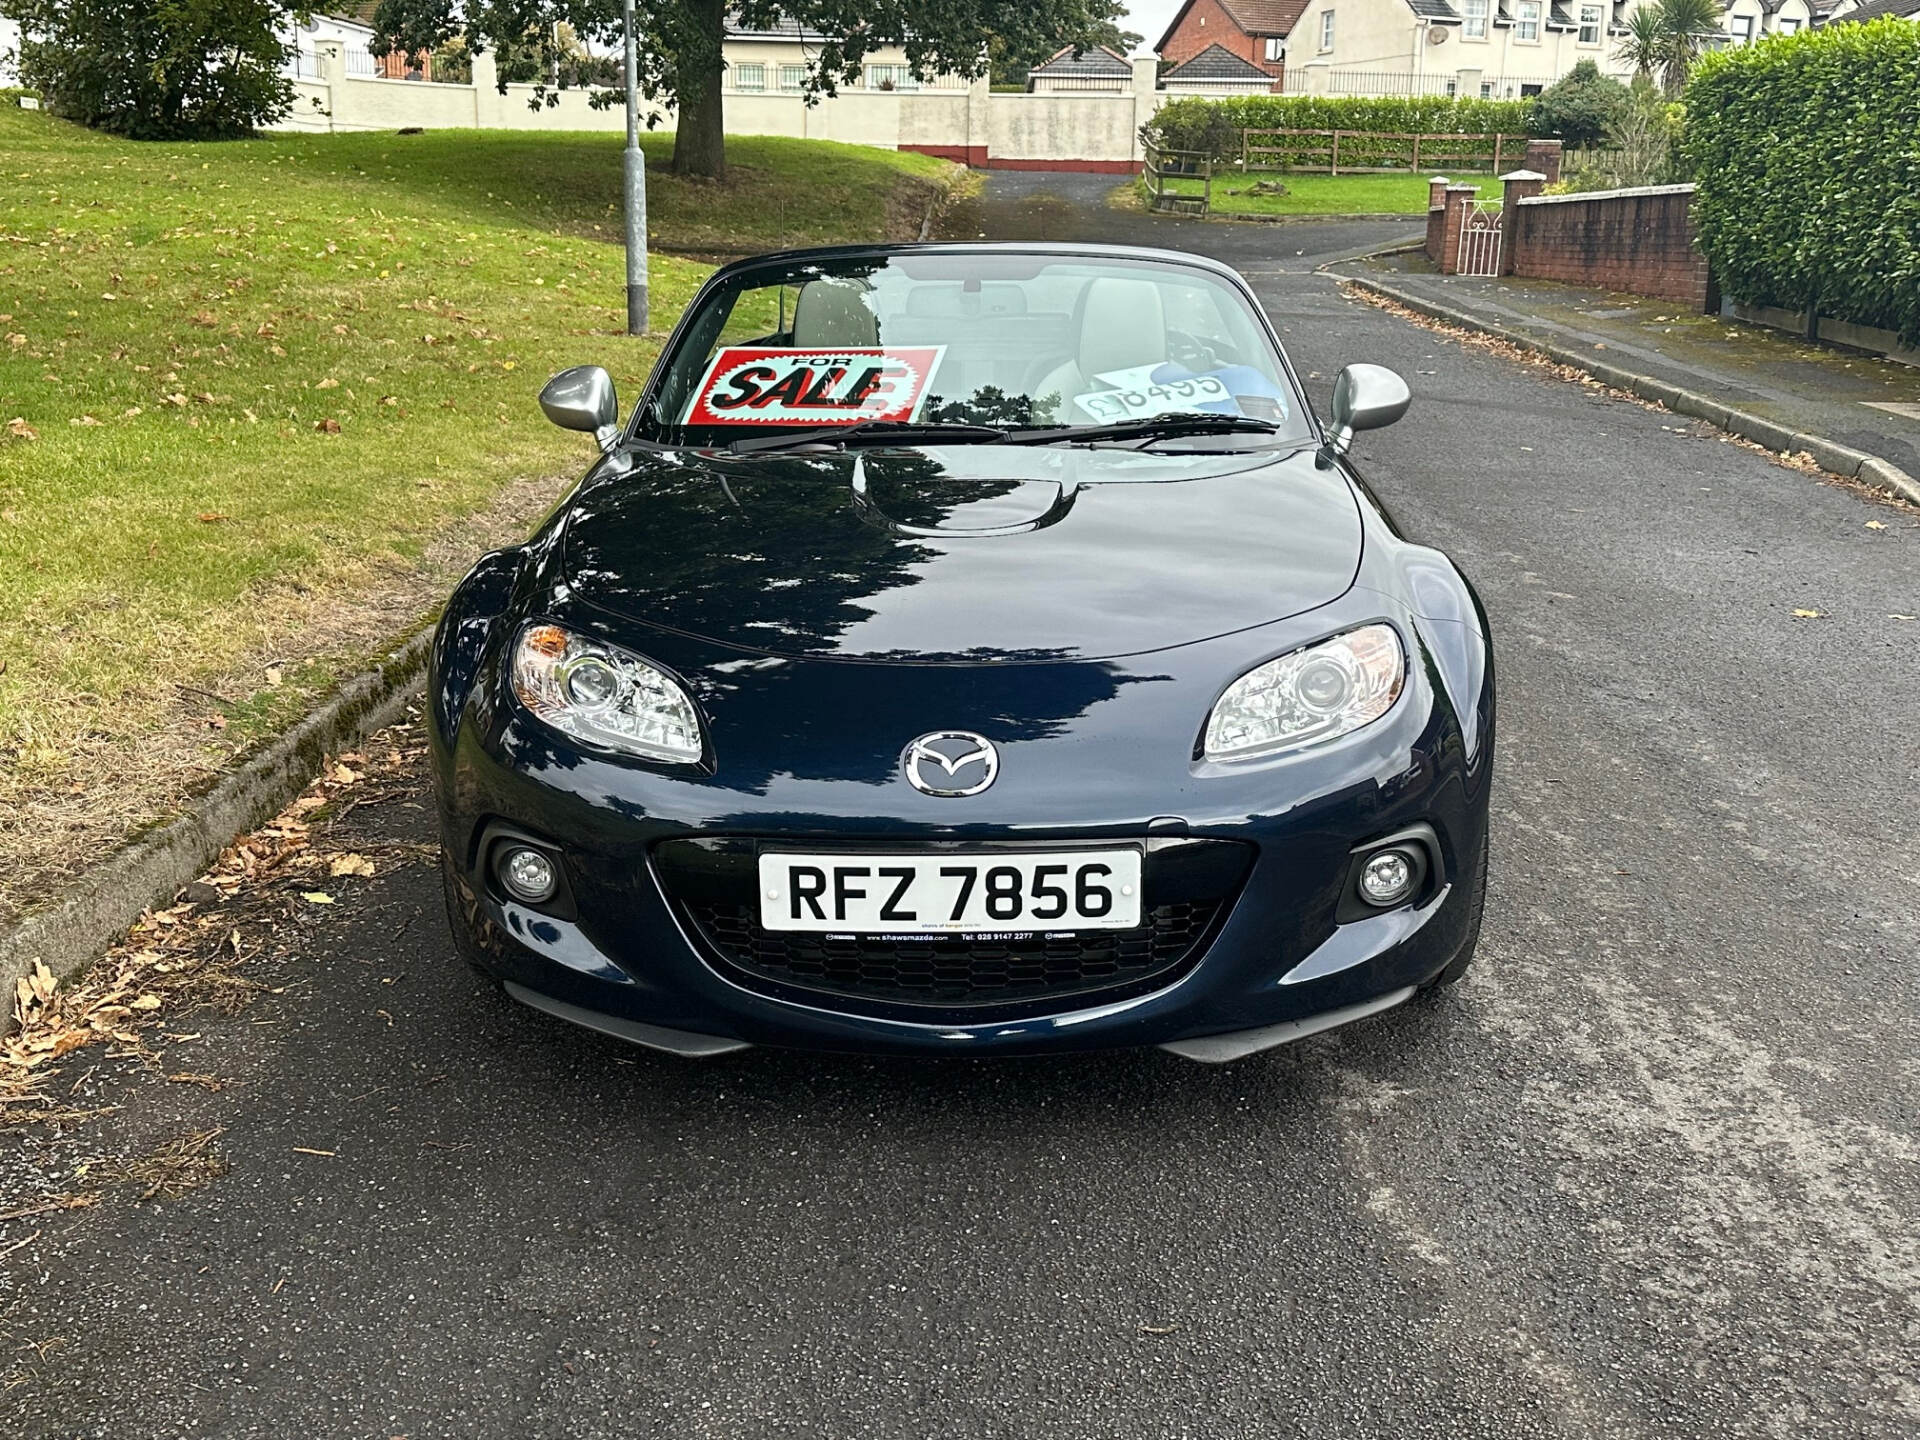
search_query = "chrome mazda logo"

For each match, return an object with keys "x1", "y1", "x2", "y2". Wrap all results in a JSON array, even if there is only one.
[{"x1": 903, "y1": 731, "x2": 998, "y2": 797}]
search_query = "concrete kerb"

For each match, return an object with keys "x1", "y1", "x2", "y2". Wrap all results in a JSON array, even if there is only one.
[
  {"x1": 1334, "y1": 270, "x2": 1920, "y2": 508},
  {"x1": 1, "y1": 631, "x2": 432, "y2": 1038}
]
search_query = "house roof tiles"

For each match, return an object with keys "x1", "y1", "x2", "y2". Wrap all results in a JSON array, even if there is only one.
[
  {"x1": 1029, "y1": 44, "x2": 1135, "y2": 76},
  {"x1": 1163, "y1": 42, "x2": 1276, "y2": 80},
  {"x1": 1156, "y1": 0, "x2": 1313, "y2": 53},
  {"x1": 1830, "y1": 0, "x2": 1920, "y2": 18}
]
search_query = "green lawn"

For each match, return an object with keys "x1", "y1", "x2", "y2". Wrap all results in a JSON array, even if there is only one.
[
  {"x1": 276, "y1": 129, "x2": 959, "y2": 254},
  {"x1": 1150, "y1": 170, "x2": 1507, "y2": 216},
  {"x1": 0, "y1": 106, "x2": 955, "y2": 914}
]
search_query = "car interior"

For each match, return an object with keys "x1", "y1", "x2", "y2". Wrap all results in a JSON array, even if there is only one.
[{"x1": 662, "y1": 262, "x2": 1290, "y2": 430}]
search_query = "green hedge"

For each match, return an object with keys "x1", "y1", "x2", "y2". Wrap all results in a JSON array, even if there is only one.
[
  {"x1": 1686, "y1": 19, "x2": 1920, "y2": 345},
  {"x1": 1142, "y1": 94, "x2": 1533, "y2": 163}
]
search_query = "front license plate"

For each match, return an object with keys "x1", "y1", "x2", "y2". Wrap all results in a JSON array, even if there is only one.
[{"x1": 758, "y1": 850, "x2": 1143, "y2": 934}]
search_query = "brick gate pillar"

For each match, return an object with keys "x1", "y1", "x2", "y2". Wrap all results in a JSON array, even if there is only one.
[
  {"x1": 1425, "y1": 177, "x2": 1450, "y2": 262},
  {"x1": 1522, "y1": 139, "x2": 1563, "y2": 184},
  {"x1": 1438, "y1": 184, "x2": 1479, "y2": 275},
  {"x1": 1498, "y1": 169, "x2": 1546, "y2": 275}
]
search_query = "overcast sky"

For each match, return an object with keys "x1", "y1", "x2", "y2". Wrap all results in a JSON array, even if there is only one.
[{"x1": 1120, "y1": 0, "x2": 1185, "y2": 52}]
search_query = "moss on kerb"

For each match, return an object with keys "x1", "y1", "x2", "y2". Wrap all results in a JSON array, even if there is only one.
[{"x1": 0, "y1": 633, "x2": 433, "y2": 1035}]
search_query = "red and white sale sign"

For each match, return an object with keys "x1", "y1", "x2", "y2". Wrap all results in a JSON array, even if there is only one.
[{"x1": 685, "y1": 346, "x2": 945, "y2": 426}]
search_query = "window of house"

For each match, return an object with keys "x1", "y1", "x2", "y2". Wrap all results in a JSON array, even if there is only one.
[
  {"x1": 1446, "y1": 77, "x2": 1459, "y2": 95},
  {"x1": 1778, "y1": 16, "x2": 1801, "y2": 30},
  {"x1": 779, "y1": 64, "x2": 807, "y2": 91},
  {"x1": 736, "y1": 63, "x2": 765, "y2": 92},
  {"x1": 865, "y1": 63, "x2": 916, "y2": 90},
  {"x1": 1729, "y1": 13, "x2": 1755, "y2": 41},
  {"x1": 1264, "y1": 37, "x2": 1284, "y2": 60},
  {"x1": 1320, "y1": 10, "x2": 1335, "y2": 49},
  {"x1": 1480, "y1": 80, "x2": 1493, "y2": 97},
  {"x1": 1578, "y1": 3, "x2": 1602, "y2": 42},
  {"x1": 1516, "y1": 0, "x2": 1541, "y2": 41},
  {"x1": 1463, "y1": 0, "x2": 1489, "y2": 37}
]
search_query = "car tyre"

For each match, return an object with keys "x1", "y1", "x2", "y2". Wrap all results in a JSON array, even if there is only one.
[{"x1": 1419, "y1": 829, "x2": 1488, "y2": 993}]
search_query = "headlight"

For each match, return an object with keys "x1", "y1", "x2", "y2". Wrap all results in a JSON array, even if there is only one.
[
  {"x1": 511, "y1": 623, "x2": 705, "y2": 763},
  {"x1": 1204, "y1": 624, "x2": 1405, "y2": 761}
]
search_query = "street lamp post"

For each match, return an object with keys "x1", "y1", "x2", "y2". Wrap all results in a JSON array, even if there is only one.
[{"x1": 621, "y1": 0, "x2": 649, "y2": 335}]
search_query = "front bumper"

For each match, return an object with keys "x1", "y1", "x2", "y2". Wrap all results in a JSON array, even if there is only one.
[{"x1": 437, "y1": 652, "x2": 1489, "y2": 1063}]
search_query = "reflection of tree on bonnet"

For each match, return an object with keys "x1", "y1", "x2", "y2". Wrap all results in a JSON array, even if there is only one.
[{"x1": 562, "y1": 449, "x2": 938, "y2": 652}]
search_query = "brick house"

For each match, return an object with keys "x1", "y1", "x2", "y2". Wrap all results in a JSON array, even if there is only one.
[{"x1": 1155, "y1": 0, "x2": 1312, "y2": 91}]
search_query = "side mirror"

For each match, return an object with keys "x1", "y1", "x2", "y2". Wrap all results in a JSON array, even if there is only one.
[
  {"x1": 1326, "y1": 363, "x2": 1411, "y2": 456},
  {"x1": 540, "y1": 365, "x2": 620, "y2": 454}
]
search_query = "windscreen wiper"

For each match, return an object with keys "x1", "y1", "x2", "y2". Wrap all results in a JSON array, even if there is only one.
[
  {"x1": 1002, "y1": 413, "x2": 1281, "y2": 446},
  {"x1": 728, "y1": 420, "x2": 1008, "y2": 455}
]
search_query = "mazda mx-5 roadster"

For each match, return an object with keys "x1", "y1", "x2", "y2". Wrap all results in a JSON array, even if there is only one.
[{"x1": 428, "y1": 242, "x2": 1494, "y2": 1063}]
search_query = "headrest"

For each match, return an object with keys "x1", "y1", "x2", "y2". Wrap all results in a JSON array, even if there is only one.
[
  {"x1": 1077, "y1": 277, "x2": 1167, "y2": 377},
  {"x1": 791, "y1": 278, "x2": 880, "y2": 348}
]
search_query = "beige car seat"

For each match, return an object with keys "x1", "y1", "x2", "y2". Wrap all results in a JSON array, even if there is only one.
[{"x1": 1032, "y1": 277, "x2": 1168, "y2": 421}]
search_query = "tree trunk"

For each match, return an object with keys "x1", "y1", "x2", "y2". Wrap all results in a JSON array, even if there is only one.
[{"x1": 670, "y1": 0, "x2": 726, "y2": 179}]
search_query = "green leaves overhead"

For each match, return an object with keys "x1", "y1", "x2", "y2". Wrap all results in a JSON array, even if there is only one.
[{"x1": 0, "y1": 0, "x2": 308, "y2": 138}]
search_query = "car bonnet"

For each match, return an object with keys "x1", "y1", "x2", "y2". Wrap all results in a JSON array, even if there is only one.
[{"x1": 558, "y1": 443, "x2": 1363, "y2": 664}]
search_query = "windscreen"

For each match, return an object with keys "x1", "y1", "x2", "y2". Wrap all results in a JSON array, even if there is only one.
[{"x1": 644, "y1": 252, "x2": 1306, "y2": 442}]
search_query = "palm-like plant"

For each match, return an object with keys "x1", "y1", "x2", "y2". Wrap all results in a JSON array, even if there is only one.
[
  {"x1": 1617, "y1": 7, "x2": 1665, "y2": 85},
  {"x1": 1615, "y1": 0, "x2": 1724, "y2": 97},
  {"x1": 1654, "y1": 0, "x2": 1724, "y2": 96}
]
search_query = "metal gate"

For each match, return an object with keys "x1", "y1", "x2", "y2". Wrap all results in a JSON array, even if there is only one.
[{"x1": 1456, "y1": 203, "x2": 1503, "y2": 276}]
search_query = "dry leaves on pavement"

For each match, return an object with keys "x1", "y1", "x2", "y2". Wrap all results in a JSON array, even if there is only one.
[{"x1": 2, "y1": 725, "x2": 426, "y2": 1121}]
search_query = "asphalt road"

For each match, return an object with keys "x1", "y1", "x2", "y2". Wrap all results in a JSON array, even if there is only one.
[{"x1": 5, "y1": 174, "x2": 1919, "y2": 1439}]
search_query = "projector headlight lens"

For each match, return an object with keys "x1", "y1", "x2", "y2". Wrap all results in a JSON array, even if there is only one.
[
  {"x1": 511, "y1": 623, "x2": 705, "y2": 764},
  {"x1": 1205, "y1": 624, "x2": 1405, "y2": 762}
]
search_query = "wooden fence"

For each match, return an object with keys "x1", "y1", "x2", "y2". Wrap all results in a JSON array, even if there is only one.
[
  {"x1": 1143, "y1": 145, "x2": 1213, "y2": 215},
  {"x1": 1239, "y1": 129, "x2": 1528, "y2": 176}
]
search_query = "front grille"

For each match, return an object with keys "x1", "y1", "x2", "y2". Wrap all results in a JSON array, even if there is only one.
[
  {"x1": 652, "y1": 836, "x2": 1252, "y2": 1013},
  {"x1": 684, "y1": 899, "x2": 1220, "y2": 1007}
]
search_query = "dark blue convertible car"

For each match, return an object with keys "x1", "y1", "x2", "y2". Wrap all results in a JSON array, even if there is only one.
[{"x1": 428, "y1": 243, "x2": 1494, "y2": 1062}]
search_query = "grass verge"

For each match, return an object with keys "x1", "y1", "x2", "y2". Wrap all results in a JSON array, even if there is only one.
[
  {"x1": 0, "y1": 107, "x2": 955, "y2": 924},
  {"x1": 1146, "y1": 170, "x2": 1504, "y2": 216}
]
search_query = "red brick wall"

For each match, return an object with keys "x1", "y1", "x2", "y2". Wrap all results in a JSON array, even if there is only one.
[
  {"x1": 1508, "y1": 186, "x2": 1710, "y2": 309},
  {"x1": 1160, "y1": 0, "x2": 1286, "y2": 86}
]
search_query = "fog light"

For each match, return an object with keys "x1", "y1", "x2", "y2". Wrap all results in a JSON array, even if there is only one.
[
  {"x1": 499, "y1": 846, "x2": 558, "y2": 904},
  {"x1": 1358, "y1": 849, "x2": 1416, "y2": 907}
]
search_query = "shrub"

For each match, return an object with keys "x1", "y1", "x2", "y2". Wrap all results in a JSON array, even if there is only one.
[
  {"x1": 1141, "y1": 93, "x2": 1532, "y2": 164},
  {"x1": 1686, "y1": 18, "x2": 1920, "y2": 345},
  {"x1": 1, "y1": 0, "x2": 297, "y2": 139},
  {"x1": 1528, "y1": 60, "x2": 1631, "y2": 147}
]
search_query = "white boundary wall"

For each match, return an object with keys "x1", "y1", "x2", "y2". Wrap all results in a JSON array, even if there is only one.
[{"x1": 278, "y1": 43, "x2": 1165, "y2": 169}]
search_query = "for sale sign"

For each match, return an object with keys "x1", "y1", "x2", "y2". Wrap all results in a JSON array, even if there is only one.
[{"x1": 685, "y1": 347, "x2": 945, "y2": 426}]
